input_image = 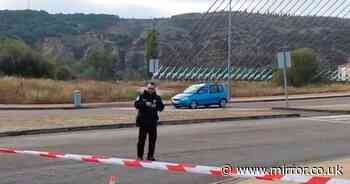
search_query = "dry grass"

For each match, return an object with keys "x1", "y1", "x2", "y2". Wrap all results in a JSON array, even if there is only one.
[
  {"x1": 232, "y1": 81, "x2": 350, "y2": 97},
  {"x1": 1, "y1": 77, "x2": 350, "y2": 104},
  {"x1": 0, "y1": 77, "x2": 140, "y2": 104},
  {"x1": 158, "y1": 80, "x2": 350, "y2": 98}
]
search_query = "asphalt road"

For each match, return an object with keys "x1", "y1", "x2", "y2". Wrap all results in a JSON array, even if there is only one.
[
  {"x1": 231, "y1": 96, "x2": 350, "y2": 109},
  {"x1": 1, "y1": 116, "x2": 350, "y2": 184},
  {"x1": 1, "y1": 96, "x2": 349, "y2": 122},
  {"x1": 116, "y1": 96, "x2": 350, "y2": 116}
]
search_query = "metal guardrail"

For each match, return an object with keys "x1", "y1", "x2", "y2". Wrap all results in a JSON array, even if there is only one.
[{"x1": 153, "y1": 65, "x2": 343, "y2": 82}]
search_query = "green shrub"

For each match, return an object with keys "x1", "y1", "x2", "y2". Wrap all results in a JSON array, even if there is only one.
[
  {"x1": 0, "y1": 38, "x2": 55, "y2": 78},
  {"x1": 273, "y1": 48, "x2": 319, "y2": 87},
  {"x1": 85, "y1": 48, "x2": 117, "y2": 80},
  {"x1": 55, "y1": 66, "x2": 74, "y2": 80}
]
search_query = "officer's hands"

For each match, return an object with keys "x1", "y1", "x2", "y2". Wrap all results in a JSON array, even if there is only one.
[
  {"x1": 145, "y1": 101, "x2": 153, "y2": 107},
  {"x1": 146, "y1": 101, "x2": 157, "y2": 108}
]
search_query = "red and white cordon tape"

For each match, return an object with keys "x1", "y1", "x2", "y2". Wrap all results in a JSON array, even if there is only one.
[{"x1": 1, "y1": 147, "x2": 349, "y2": 184}]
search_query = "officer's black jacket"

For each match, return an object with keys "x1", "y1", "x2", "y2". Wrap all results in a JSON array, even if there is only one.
[{"x1": 134, "y1": 90, "x2": 165, "y2": 127}]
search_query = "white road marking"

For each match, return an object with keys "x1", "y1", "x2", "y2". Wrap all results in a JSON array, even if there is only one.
[{"x1": 303, "y1": 115, "x2": 350, "y2": 124}]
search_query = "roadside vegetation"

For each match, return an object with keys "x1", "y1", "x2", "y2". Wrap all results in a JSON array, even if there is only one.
[
  {"x1": 0, "y1": 77, "x2": 139, "y2": 104},
  {"x1": 1, "y1": 29, "x2": 349, "y2": 104},
  {"x1": 273, "y1": 48, "x2": 322, "y2": 87},
  {"x1": 1, "y1": 77, "x2": 350, "y2": 104},
  {"x1": 0, "y1": 37, "x2": 150, "y2": 82}
]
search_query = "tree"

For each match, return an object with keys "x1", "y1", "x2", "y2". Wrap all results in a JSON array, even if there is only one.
[
  {"x1": 145, "y1": 30, "x2": 159, "y2": 62},
  {"x1": 273, "y1": 48, "x2": 319, "y2": 87},
  {"x1": 85, "y1": 47, "x2": 118, "y2": 80},
  {"x1": 0, "y1": 38, "x2": 55, "y2": 78},
  {"x1": 55, "y1": 66, "x2": 74, "y2": 80},
  {"x1": 144, "y1": 30, "x2": 159, "y2": 78}
]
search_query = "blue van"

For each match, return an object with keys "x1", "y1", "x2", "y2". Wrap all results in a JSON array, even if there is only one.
[{"x1": 171, "y1": 83, "x2": 229, "y2": 109}]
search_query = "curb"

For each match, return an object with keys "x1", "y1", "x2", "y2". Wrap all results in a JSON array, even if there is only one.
[
  {"x1": 1, "y1": 93, "x2": 350, "y2": 110},
  {"x1": 273, "y1": 107, "x2": 350, "y2": 114},
  {"x1": 0, "y1": 113, "x2": 299, "y2": 138},
  {"x1": 0, "y1": 106, "x2": 94, "y2": 111}
]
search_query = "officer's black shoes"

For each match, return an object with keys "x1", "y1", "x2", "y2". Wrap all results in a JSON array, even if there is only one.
[
  {"x1": 137, "y1": 157, "x2": 143, "y2": 161},
  {"x1": 147, "y1": 157, "x2": 156, "y2": 161}
]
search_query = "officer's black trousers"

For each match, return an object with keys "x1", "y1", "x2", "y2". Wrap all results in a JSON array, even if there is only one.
[{"x1": 137, "y1": 126, "x2": 157, "y2": 159}]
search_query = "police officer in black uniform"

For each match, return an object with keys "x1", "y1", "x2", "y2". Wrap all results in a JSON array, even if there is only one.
[{"x1": 134, "y1": 82, "x2": 164, "y2": 161}]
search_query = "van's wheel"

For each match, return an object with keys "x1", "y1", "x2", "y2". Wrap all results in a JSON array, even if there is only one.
[
  {"x1": 190, "y1": 101, "x2": 198, "y2": 109},
  {"x1": 219, "y1": 99, "x2": 227, "y2": 108}
]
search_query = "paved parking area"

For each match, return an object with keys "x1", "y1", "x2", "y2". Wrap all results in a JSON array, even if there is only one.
[{"x1": 1, "y1": 117, "x2": 350, "y2": 183}]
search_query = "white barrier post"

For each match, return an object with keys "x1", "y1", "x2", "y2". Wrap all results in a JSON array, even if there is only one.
[{"x1": 108, "y1": 176, "x2": 118, "y2": 184}]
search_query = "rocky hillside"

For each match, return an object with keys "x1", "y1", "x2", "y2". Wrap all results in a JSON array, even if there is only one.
[{"x1": 0, "y1": 10, "x2": 349, "y2": 70}]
